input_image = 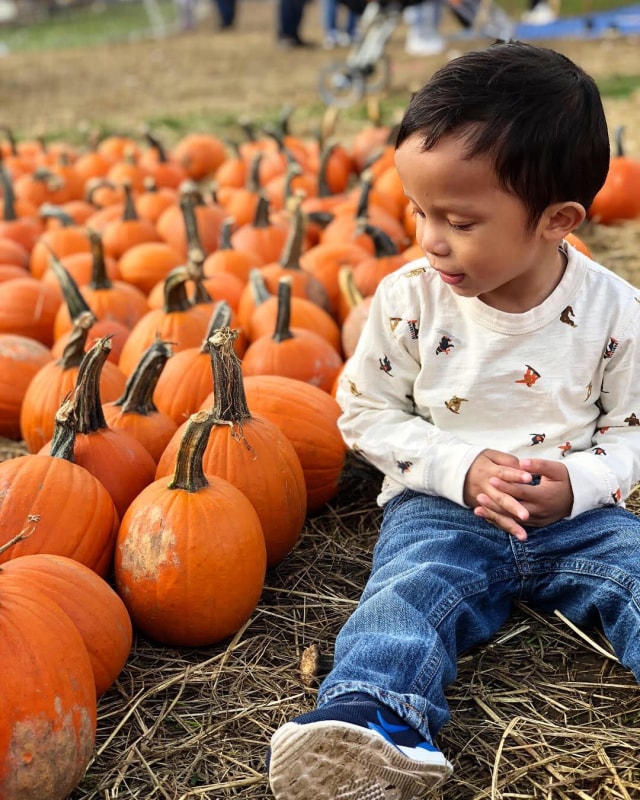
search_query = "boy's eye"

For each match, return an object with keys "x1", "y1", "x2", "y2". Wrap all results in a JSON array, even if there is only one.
[
  {"x1": 448, "y1": 221, "x2": 473, "y2": 231},
  {"x1": 410, "y1": 206, "x2": 425, "y2": 219}
]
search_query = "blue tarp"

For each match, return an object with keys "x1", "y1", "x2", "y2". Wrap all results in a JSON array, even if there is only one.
[{"x1": 515, "y1": 3, "x2": 640, "y2": 38}]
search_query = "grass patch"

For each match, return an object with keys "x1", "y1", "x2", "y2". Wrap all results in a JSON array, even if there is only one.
[{"x1": 597, "y1": 73, "x2": 640, "y2": 99}]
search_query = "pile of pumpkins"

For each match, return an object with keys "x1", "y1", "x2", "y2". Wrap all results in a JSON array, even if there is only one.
[{"x1": 0, "y1": 110, "x2": 637, "y2": 799}]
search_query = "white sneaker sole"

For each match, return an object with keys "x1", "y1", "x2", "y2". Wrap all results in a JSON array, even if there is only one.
[{"x1": 269, "y1": 720, "x2": 453, "y2": 799}]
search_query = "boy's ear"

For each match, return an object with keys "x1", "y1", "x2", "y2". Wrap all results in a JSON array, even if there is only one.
[{"x1": 540, "y1": 201, "x2": 586, "y2": 241}]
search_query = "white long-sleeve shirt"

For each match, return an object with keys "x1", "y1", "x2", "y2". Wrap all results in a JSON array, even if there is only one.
[{"x1": 336, "y1": 243, "x2": 640, "y2": 518}]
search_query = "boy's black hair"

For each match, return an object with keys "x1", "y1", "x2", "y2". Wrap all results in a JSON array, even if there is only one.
[{"x1": 395, "y1": 41, "x2": 610, "y2": 229}]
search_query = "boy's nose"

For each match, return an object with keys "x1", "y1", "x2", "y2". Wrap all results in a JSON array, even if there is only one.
[{"x1": 419, "y1": 223, "x2": 449, "y2": 258}]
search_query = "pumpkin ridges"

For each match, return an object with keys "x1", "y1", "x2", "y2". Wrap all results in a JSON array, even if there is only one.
[
  {"x1": 240, "y1": 374, "x2": 346, "y2": 512},
  {"x1": 0, "y1": 584, "x2": 97, "y2": 800},
  {"x1": 0, "y1": 450, "x2": 119, "y2": 575},
  {"x1": 156, "y1": 327, "x2": 307, "y2": 567},
  {"x1": 0, "y1": 553, "x2": 132, "y2": 697},
  {"x1": 115, "y1": 408, "x2": 266, "y2": 646},
  {"x1": 44, "y1": 337, "x2": 158, "y2": 520}
]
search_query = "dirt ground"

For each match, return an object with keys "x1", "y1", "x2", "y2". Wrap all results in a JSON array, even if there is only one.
[{"x1": 1, "y1": 0, "x2": 639, "y2": 144}]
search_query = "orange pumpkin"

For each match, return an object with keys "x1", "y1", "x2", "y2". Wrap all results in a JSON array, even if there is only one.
[
  {"x1": 588, "y1": 126, "x2": 640, "y2": 224},
  {"x1": 241, "y1": 374, "x2": 346, "y2": 512},
  {"x1": 0, "y1": 577, "x2": 97, "y2": 799},
  {"x1": 0, "y1": 333, "x2": 53, "y2": 439},
  {"x1": 0, "y1": 553, "x2": 132, "y2": 697},
  {"x1": 102, "y1": 338, "x2": 178, "y2": 463},
  {"x1": 40, "y1": 337, "x2": 157, "y2": 520},
  {"x1": 241, "y1": 276, "x2": 343, "y2": 393},
  {"x1": 115, "y1": 408, "x2": 266, "y2": 646},
  {"x1": 157, "y1": 328, "x2": 307, "y2": 567},
  {"x1": 0, "y1": 408, "x2": 119, "y2": 576}
]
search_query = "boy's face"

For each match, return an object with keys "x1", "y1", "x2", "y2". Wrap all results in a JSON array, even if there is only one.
[{"x1": 394, "y1": 133, "x2": 565, "y2": 313}]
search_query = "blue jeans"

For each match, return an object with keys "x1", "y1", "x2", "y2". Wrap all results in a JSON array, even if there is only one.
[
  {"x1": 322, "y1": 0, "x2": 358, "y2": 37},
  {"x1": 318, "y1": 491, "x2": 640, "y2": 744}
]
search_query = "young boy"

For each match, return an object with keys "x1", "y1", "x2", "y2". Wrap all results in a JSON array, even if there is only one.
[{"x1": 268, "y1": 41, "x2": 640, "y2": 800}]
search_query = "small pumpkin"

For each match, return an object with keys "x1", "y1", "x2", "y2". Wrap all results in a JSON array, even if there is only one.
[
  {"x1": 0, "y1": 404, "x2": 119, "y2": 576},
  {"x1": 241, "y1": 276, "x2": 343, "y2": 394},
  {"x1": 0, "y1": 333, "x2": 53, "y2": 440},
  {"x1": 102, "y1": 337, "x2": 177, "y2": 463},
  {"x1": 41, "y1": 336, "x2": 158, "y2": 520},
  {"x1": 588, "y1": 126, "x2": 640, "y2": 224}
]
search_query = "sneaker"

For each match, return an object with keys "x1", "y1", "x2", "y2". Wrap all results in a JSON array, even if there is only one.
[
  {"x1": 521, "y1": 1, "x2": 557, "y2": 24},
  {"x1": 268, "y1": 692, "x2": 453, "y2": 799}
]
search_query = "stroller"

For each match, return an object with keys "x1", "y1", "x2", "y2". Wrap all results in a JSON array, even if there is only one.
[{"x1": 318, "y1": 0, "x2": 516, "y2": 107}]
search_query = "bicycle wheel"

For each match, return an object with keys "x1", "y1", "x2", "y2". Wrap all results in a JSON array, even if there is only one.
[
  {"x1": 318, "y1": 57, "x2": 391, "y2": 108},
  {"x1": 318, "y1": 61, "x2": 367, "y2": 108}
]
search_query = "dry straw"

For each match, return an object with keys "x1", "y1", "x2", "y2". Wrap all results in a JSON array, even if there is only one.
[{"x1": 37, "y1": 450, "x2": 634, "y2": 800}]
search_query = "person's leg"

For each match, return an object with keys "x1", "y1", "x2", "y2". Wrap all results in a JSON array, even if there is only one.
[
  {"x1": 318, "y1": 491, "x2": 519, "y2": 740},
  {"x1": 522, "y1": 506, "x2": 640, "y2": 680},
  {"x1": 269, "y1": 492, "x2": 522, "y2": 799},
  {"x1": 214, "y1": 0, "x2": 235, "y2": 28},
  {"x1": 404, "y1": 0, "x2": 445, "y2": 56}
]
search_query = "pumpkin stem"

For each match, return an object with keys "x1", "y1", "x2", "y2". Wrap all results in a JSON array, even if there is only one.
[
  {"x1": 143, "y1": 128, "x2": 170, "y2": 163},
  {"x1": 278, "y1": 103, "x2": 295, "y2": 137},
  {"x1": 48, "y1": 247, "x2": 97, "y2": 323},
  {"x1": 272, "y1": 276, "x2": 295, "y2": 343},
  {"x1": 614, "y1": 125, "x2": 625, "y2": 158},
  {"x1": 208, "y1": 327, "x2": 252, "y2": 422},
  {"x1": 355, "y1": 220, "x2": 398, "y2": 257},
  {"x1": 186, "y1": 254, "x2": 213, "y2": 307},
  {"x1": 180, "y1": 191, "x2": 206, "y2": 264},
  {"x1": 218, "y1": 217, "x2": 235, "y2": 251},
  {"x1": 122, "y1": 181, "x2": 139, "y2": 221},
  {"x1": 354, "y1": 172, "x2": 373, "y2": 222},
  {"x1": 0, "y1": 514, "x2": 41, "y2": 557},
  {"x1": 86, "y1": 228, "x2": 113, "y2": 291},
  {"x1": 167, "y1": 409, "x2": 215, "y2": 493},
  {"x1": 59, "y1": 311, "x2": 96, "y2": 369},
  {"x1": 239, "y1": 118, "x2": 258, "y2": 143},
  {"x1": 278, "y1": 195, "x2": 305, "y2": 270},
  {"x1": 246, "y1": 152, "x2": 263, "y2": 193},
  {"x1": 39, "y1": 203, "x2": 76, "y2": 227},
  {"x1": 338, "y1": 266, "x2": 364, "y2": 310},
  {"x1": 199, "y1": 300, "x2": 233, "y2": 354},
  {"x1": 49, "y1": 394, "x2": 79, "y2": 461},
  {"x1": 283, "y1": 160, "x2": 303, "y2": 204},
  {"x1": 0, "y1": 166, "x2": 18, "y2": 222},
  {"x1": 162, "y1": 266, "x2": 193, "y2": 313},
  {"x1": 85, "y1": 178, "x2": 116, "y2": 208},
  {"x1": 320, "y1": 106, "x2": 340, "y2": 146},
  {"x1": 72, "y1": 336, "x2": 112, "y2": 434},
  {"x1": 113, "y1": 337, "x2": 173, "y2": 415},
  {"x1": 317, "y1": 141, "x2": 337, "y2": 198},
  {"x1": 248, "y1": 268, "x2": 272, "y2": 306},
  {"x1": 252, "y1": 193, "x2": 272, "y2": 229}
]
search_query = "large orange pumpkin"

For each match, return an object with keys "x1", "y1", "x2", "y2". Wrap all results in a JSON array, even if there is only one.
[
  {"x1": 0, "y1": 553, "x2": 132, "y2": 697},
  {"x1": 241, "y1": 374, "x2": 346, "y2": 512},
  {"x1": 115, "y1": 408, "x2": 266, "y2": 646},
  {"x1": 156, "y1": 327, "x2": 307, "y2": 567},
  {"x1": 0, "y1": 580, "x2": 97, "y2": 800}
]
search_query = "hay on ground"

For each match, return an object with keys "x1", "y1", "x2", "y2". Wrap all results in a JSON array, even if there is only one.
[{"x1": 44, "y1": 453, "x2": 639, "y2": 799}]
